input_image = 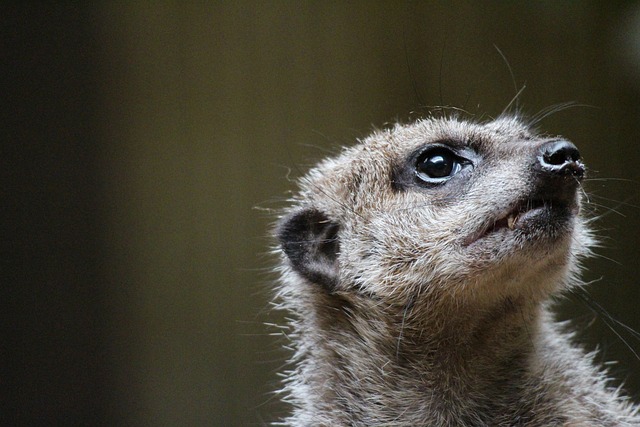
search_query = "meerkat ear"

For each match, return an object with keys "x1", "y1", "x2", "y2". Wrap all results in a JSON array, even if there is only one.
[{"x1": 277, "y1": 208, "x2": 340, "y2": 292}]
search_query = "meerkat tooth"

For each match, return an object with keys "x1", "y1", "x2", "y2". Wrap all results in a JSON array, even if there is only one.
[{"x1": 508, "y1": 213, "x2": 520, "y2": 230}]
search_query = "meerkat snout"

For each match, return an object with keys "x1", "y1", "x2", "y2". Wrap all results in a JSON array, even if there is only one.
[{"x1": 271, "y1": 115, "x2": 639, "y2": 426}]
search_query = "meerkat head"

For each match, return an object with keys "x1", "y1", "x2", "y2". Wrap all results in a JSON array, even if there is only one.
[{"x1": 277, "y1": 116, "x2": 593, "y2": 313}]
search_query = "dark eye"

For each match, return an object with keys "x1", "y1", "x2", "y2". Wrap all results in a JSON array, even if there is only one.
[{"x1": 416, "y1": 147, "x2": 463, "y2": 183}]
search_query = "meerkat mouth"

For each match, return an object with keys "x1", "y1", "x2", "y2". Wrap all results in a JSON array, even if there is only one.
[
  {"x1": 490, "y1": 200, "x2": 548, "y2": 232},
  {"x1": 468, "y1": 199, "x2": 572, "y2": 245}
]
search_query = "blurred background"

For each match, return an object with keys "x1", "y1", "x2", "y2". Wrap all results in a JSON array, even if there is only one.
[{"x1": 4, "y1": 1, "x2": 640, "y2": 425}]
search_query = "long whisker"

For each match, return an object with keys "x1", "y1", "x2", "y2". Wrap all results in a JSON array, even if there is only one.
[
  {"x1": 529, "y1": 102, "x2": 595, "y2": 127},
  {"x1": 571, "y1": 286, "x2": 640, "y2": 360}
]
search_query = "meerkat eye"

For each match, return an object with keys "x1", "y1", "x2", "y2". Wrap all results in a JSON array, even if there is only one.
[{"x1": 416, "y1": 147, "x2": 463, "y2": 183}]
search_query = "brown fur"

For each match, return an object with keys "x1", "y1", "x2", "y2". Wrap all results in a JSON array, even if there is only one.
[{"x1": 272, "y1": 116, "x2": 639, "y2": 426}]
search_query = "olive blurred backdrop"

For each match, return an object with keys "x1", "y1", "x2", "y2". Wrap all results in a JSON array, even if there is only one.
[{"x1": 4, "y1": 1, "x2": 640, "y2": 426}]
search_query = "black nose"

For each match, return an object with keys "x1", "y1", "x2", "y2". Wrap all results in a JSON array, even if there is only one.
[{"x1": 538, "y1": 140, "x2": 584, "y2": 179}]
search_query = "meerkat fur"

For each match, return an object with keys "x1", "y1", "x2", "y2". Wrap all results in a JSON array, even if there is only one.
[{"x1": 272, "y1": 115, "x2": 639, "y2": 426}]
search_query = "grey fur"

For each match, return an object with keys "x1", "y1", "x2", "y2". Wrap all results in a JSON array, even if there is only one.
[{"x1": 272, "y1": 116, "x2": 639, "y2": 426}]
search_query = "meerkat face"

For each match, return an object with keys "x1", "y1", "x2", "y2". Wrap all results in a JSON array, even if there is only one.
[{"x1": 278, "y1": 116, "x2": 592, "y2": 307}]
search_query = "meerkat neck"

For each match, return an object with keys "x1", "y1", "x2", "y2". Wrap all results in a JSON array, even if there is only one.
[{"x1": 290, "y1": 293, "x2": 543, "y2": 423}]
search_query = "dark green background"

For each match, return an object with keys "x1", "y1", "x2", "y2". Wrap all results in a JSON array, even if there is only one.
[{"x1": 5, "y1": 2, "x2": 640, "y2": 425}]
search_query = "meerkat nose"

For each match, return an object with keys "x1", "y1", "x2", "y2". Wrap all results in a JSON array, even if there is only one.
[{"x1": 538, "y1": 140, "x2": 585, "y2": 179}]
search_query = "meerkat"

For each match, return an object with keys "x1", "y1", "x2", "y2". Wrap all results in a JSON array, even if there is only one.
[{"x1": 272, "y1": 115, "x2": 639, "y2": 426}]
